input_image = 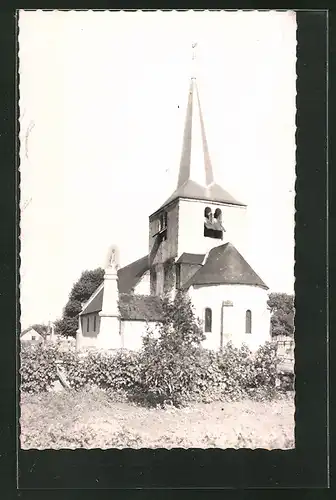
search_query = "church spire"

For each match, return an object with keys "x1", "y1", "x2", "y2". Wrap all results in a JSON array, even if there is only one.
[
  {"x1": 177, "y1": 43, "x2": 214, "y2": 189},
  {"x1": 191, "y1": 41, "x2": 197, "y2": 78},
  {"x1": 154, "y1": 44, "x2": 245, "y2": 212}
]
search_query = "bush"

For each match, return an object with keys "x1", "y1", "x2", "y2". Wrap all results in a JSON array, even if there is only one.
[
  {"x1": 57, "y1": 348, "x2": 88, "y2": 390},
  {"x1": 136, "y1": 293, "x2": 280, "y2": 407},
  {"x1": 20, "y1": 327, "x2": 281, "y2": 406},
  {"x1": 251, "y1": 341, "x2": 278, "y2": 389},
  {"x1": 82, "y1": 349, "x2": 141, "y2": 393},
  {"x1": 20, "y1": 343, "x2": 59, "y2": 393},
  {"x1": 137, "y1": 290, "x2": 206, "y2": 407},
  {"x1": 277, "y1": 370, "x2": 295, "y2": 392},
  {"x1": 20, "y1": 341, "x2": 142, "y2": 395},
  {"x1": 190, "y1": 342, "x2": 279, "y2": 403},
  {"x1": 137, "y1": 340, "x2": 203, "y2": 406}
]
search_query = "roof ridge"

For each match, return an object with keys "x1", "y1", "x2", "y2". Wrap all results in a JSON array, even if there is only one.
[
  {"x1": 183, "y1": 242, "x2": 268, "y2": 290},
  {"x1": 118, "y1": 254, "x2": 148, "y2": 272}
]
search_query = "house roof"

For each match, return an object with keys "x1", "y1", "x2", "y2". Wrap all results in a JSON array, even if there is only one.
[
  {"x1": 80, "y1": 289, "x2": 163, "y2": 322},
  {"x1": 158, "y1": 180, "x2": 245, "y2": 212},
  {"x1": 182, "y1": 242, "x2": 268, "y2": 290},
  {"x1": 20, "y1": 327, "x2": 37, "y2": 337},
  {"x1": 119, "y1": 294, "x2": 163, "y2": 321},
  {"x1": 176, "y1": 252, "x2": 205, "y2": 265},
  {"x1": 20, "y1": 326, "x2": 45, "y2": 338},
  {"x1": 117, "y1": 255, "x2": 149, "y2": 293},
  {"x1": 80, "y1": 287, "x2": 104, "y2": 315},
  {"x1": 80, "y1": 255, "x2": 150, "y2": 316},
  {"x1": 153, "y1": 77, "x2": 245, "y2": 215}
]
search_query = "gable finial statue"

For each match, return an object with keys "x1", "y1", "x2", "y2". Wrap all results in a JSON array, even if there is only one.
[{"x1": 106, "y1": 244, "x2": 120, "y2": 271}]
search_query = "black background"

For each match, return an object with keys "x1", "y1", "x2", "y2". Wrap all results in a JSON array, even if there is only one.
[{"x1": 0, "y1": 7, "x2": 330, "y2": 497}]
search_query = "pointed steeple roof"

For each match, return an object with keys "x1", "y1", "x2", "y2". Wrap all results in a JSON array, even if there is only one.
[{"x1": 157, "y1": 64, "x2": 245, "y2": 212}]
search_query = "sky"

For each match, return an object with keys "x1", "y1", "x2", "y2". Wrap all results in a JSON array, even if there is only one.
[{"x1": 19, "y1": 10, "x2": 296, "y2": 329}]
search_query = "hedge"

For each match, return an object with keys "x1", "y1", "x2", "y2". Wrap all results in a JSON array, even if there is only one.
[{"x1": 19, "y1": 340, "x2": 287, "y2": 405}]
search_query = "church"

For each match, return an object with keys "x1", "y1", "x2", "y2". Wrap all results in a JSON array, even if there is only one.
[{"x1": 76, "y1": 51, "x2": 271, "y2": 352}]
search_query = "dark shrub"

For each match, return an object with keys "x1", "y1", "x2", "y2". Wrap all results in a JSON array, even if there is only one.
[
  {"x1": 20, "y1": 318, "x2": 281, "y2": 406},
  {"x1": 20, "y1": 343, "x2": 59, "y2": 393},
  {"x1": 138, "y1": 291, "x2": 206, "y2": 406}
]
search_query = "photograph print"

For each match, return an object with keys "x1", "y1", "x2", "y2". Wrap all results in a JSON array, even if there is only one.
[{"x1": 19, "y1": 10, "x2": 296, "y2": 450}]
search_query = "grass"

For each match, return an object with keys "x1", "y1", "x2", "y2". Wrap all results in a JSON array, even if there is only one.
[{"x1": 20, "y1": 388, "x2": 295, "y2": 449}]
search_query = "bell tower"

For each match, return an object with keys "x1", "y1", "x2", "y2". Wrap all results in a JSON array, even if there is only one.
[{"x1": 148, "y1": 43, "x2": 247, "y2": 296}]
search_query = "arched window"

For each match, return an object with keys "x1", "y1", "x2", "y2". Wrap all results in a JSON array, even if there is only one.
[
  {"x1": 245, "y1": 310, "x2": 252, "y2": 334},
  {"x1": 204, "y1": 206, "x2": 212, "y2": 221},
  {"x1": 204, "y1": 207, "x2": 224, "y2": 239},
  {"x1": 213, "y1": 208, "x2": 224, "y2": 239},
  {"x1": 155, "y1": 211, "x2": 168, "y2": 242},
  {"x1": 204, "y1": 307, "x2": 212, "y2": 333},
  {"x1": 204, "y1": 207, "x2": 214, "y2": 238},
  {"x1": 214, "y1": 207, "x2": 222, "y2": 222},
  {"x1": 159, "y1": 211, "x2": 168, "y2": 240}
]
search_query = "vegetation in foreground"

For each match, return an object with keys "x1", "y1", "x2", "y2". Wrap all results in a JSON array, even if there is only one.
[
  {"x1": 20, "y1": 388, "x2": 295, "y2": 449},
  {"x1": 20, "y1": 291, "x2": 294, "y2": 449},
  {"x1": 20, "y1": 291, "x2": 293, "y2": 407}
]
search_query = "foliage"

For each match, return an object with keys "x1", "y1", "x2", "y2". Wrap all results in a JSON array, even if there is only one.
[
  {"x1": 267, "y1": 292, "x2": 294, "y2": 338},
  {"x1": 53, "y1": 317, "x2": 78, "y2": 340},
  {"x1": 277, "y1": 370, "x2": 295, "y2": 392},
  {"x1": 55, "y1": 268, "x2": 104, "y2": 338},
  {"x1": 60, "y1": 349, "x2": 141, "y2": 393},
  {"x1": 252, "y1": 341, "x2": 278, "y2": 388},
  {"x1": 20, "y1": 341, "x2": 141, "y2": 395},
  {"x1": 20, "y1": 342, "x2": 59, "y2": 393},
  {"x1": 137, "y1": 290, "x2": 280, "y2": 406},
  {"x1": 196, "y1": 342, "x2": 279, "y2": 403},
  {"x1": 138, "y1": 290, "x2": 206, "y2": 406},
  {"x1": 20, "y1": 310, "x2": 282, "y2": 407}
]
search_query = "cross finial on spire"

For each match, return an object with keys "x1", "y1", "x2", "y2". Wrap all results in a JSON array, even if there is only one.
[
  {"x1": 192, "y1": 42, "x2": 197, "y2": 60},
  {"x1": 191, "y1": 42, "x2": 198, "y2": 79}
]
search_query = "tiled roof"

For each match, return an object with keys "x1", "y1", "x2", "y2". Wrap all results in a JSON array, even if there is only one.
[
  {"x1": 176, "y1": 252, "x2": 205, "y2": 265},
  {"x1": 20, "y1": 326, "x2": 46, "y2": 338},
  {"x1": 80, "y1": 289, "x2": 163, "y2": 322},
  {"x1": 157, "y1": 180, "x2": 245, "y2": 212},
  {"x1": 20, "y1": 327, "x2": 38, "y2": 338},
  {"x1": 182, "y1": 242, "x2": 268, "y2": 290},
  {"x1": 119, "y1": 294, "x2": 163, "y2": 321},
  {"x1": 80, "y1": 287, "x2": 104, "y2": 315},
  {"x1": 80, "y1": 255, "x2": 150, "y2": 316},
  {"x1": 117, "y1": 255, "x2": 149, "y2": 293}
]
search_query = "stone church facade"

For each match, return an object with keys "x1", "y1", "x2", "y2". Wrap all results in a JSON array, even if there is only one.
[{"x1": 76, "y1": 71, "x2": 271, "y2": 352}]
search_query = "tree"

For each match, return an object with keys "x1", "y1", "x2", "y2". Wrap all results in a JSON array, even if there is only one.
[
  {"x1": 55, "y1": 268, "x2": 104, "y2": 337},
  {"x1": 139, "y1": 290, "x2": 206, "y2": 406},
  {"x1": 158, "y1": 289, "x2": 206, "y2": 350},
  {"x1": 267, "y1": 292, "x2": 294, "y2": 338}
]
